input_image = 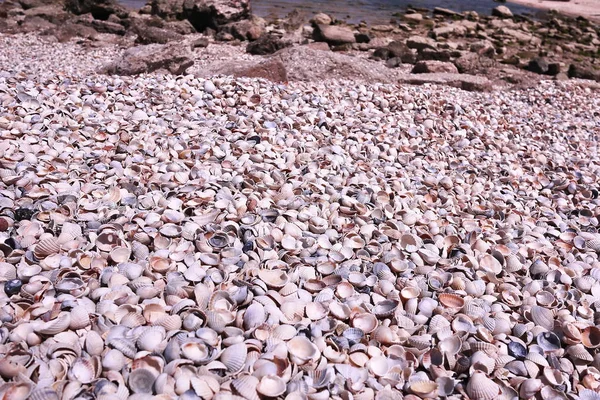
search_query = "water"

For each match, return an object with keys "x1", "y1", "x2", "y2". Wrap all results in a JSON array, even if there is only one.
[{"x1": 119, "y1": 0, "x2": 544, "y2": 24}]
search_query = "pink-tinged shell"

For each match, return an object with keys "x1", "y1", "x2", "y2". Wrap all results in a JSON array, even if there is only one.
[{"x1": 466, "y1": 371, "x2": 500, "y2": 400}]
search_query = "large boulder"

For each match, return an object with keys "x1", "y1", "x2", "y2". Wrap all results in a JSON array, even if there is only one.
[
  {"x1": 398, "y1": 73, "x2": 492, "y2": 91},
  {"x1": 313, "y1": 24, "x2": 356, "y2": 45},
  {"x1": 568, "y1": 64, "x2": 600, "y2": 81},
  {"x1": 23, "y1": 5, "x2": 69, "y2": 23},
  {"x1": 412, "y1": 60, "x2": 459, "y2": 74},
  {"x1": 102, "y1": 42, "x2": 194, "y2": 75},
  {"x1": 246, "y1": 34, "x2": 292, "y2": 55},
  {"x1": 406, "y1": 36, "x2": 437, "y2": 51},
  {"x1": 65, "y1": 0, "x2": 127, "y2": 20},
  {"x1": 150, "y1": 0, "x2": 250, "y2": 32},
  {"x1": 492, "y1": 5, "x2": 513, "y2": 18},
  {"x1": 133, "y1": 24, "x2": 184, "y2": 44}
]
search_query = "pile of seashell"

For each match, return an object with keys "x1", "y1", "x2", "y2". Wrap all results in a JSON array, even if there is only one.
[{"x1": 1, "y1": 53, "x2": 600, "y2": 400}]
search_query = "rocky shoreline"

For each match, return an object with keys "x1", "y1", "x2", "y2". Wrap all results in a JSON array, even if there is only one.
[{"x1": 0, "y1": 0, "x2": 599, "y2": 88}]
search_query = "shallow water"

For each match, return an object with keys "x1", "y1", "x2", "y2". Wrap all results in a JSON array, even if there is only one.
[{"x1": 118, "y1": 0, "x2": 544, "y2": 24}]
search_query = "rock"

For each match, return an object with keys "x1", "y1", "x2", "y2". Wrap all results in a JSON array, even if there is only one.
[
  {"x1": 371, "y1": 47, "x2": 390, "y2": 61},
  {"x1": 65, "y1": 0, "x2": 127, "y2": 20},
  {"x1": 19, "y1": 16, "x2": 55, "y2": 32},
  {"x1": 355, "y1": 33, "x2": 370, "y2": 43},
  {"x1": 387, "y1": 41, "x2": 417, "y2": 64},
  {"x1": 386, "y1": 57, "x2": 402, "y2": 68},
  {"x1": 527, "y1": 57, "x2": 549, "y2": 74},
  {"x1": 404, "y1": 13, "x2": 423, "y2": 23},
  {"x1": 22, "y1": 5, "x2": 68, "y2": 24},
  {"x1": 314, "y1": 24, "x2": 355, "y2": 45},
  {"x1": 246, "y1": 34, "x2": 292, "y2": 55},
  {"x1": 398, "y1": 73, "x2": 493, "y2": 91},
  {"x1": 227, "y1": 18, "x2": 264, "y2": 41},
  {"x1": 311, "y1": 12, "x2": 331, "y2": 26},
  {"x1": 412, "y1": 60, "x2": 459, "y2": 74},
  {"x1": 418, "y1": 48, "x2": 453, "y2": 62},
  {"x1": 134, "y1": 25, "x2": 184, "y2": 44},
  {"x1": 233, "y1": 59, "x2": 288, "y2": 82},
  {"x1": 500, "y1": 28, "x2": 538, "y2": 44},
  {"x1": 432, "y1": 23, "x2": 467, "y2": 38},
  {"x1": 454, "y1": 53, "x2": 497, "y2": 74},
  {"x1": 18, "y1": 0, "x2": 57, "y2": 10},
  {"x1": 406, "y1": 36, "x2": 436, "y2": 51},
  {"x1": 49, "y1": 22, "x2": 97, "y2": 42},
  {"x1": 102, "y1": 42, "x2": 194, "y2": 75},
  {"x1": 191, "y1": 37, "x2": 209, "y2": 47},
  {"x1": 492, "y1": 5, "x2": 513, "y2": 18},
  {"x1": 91, "y1": 19, "x2": 126, "y2": 35},
  {"x1": 470, "y1": 40, "x2": 495, "y2": 57},
  {"x1": 306, "y1": 42, "x2": 330, "y2": 51},
  {"x1": 165, "y1": 20, "x2": 196, "y2": 35},
  {"x1": 282, "y1": 9, "x2": 306, "y2": 32},
  {"x1": 273, "y1": 45, "x2": 403, "y2": 82},
  {"x1": 433, "y1": 7, "x2": 460, "y2": 17},
  {"x1": 568, "y1": 64, "x2": 600, "y2": 81},
  {"x1": 150, "y1": 0, "x2": 250, "y2": 32},
  {"x1": 371, "y1": 25, "x2": 394, "y2": 32},
  {"x1": 547, "y1": 62, "x2": 561, "y2": 76}
]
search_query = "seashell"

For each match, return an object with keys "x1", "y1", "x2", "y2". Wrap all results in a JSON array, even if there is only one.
[
  {"x1": 566, "y1": 343, "x2": 593, "y2": 362},
  {"x1": 479, "y1": 254, "x2": 502, "y2": 275},
  {"x1": 536, "y1": 332, "x2": 561, "y2": 352},
  {"x1": 243, "y1": 303, "x2": 266, "y2": 330},
  {"x1": 232, "y1": 375, "x2": 259, "y2": 400},
  {"x1": 530, "y1": 306, "x2": 554, "y2": 331},
  {"x1": 466, "y1": 371, "x2": 500, "y2": 400},
  {"x1": 257, "y1": 375, "x2": 286, "y2": 397},
  {"x1": 519, "y1": 378, "x2": 543, "y2": 399},
  {"x1": 438, "y1": 293, "x2": 465, "y2": 309},
  {"x1": 137, "y1": 326, "x2": 166, "y2": 352},
  {"x1": 109, "y1": 247, "x2": 131, "y2": 263},
  {"x1": 109, "y1": 337, "x2": 137, "y2": 359},
  {"x1": 85, "y1": 330, "x2": 105, "y2": 356},
  {"x1": 36, "y1": 312, "x2": 71, "y2": 335},
  {"x1": 128, "y1": 368, "x2": 157, "y2": 394},
  {"x1": 344, "y1": 328, "x2": 365, "y2": 343},
  {"x1": 102, "y1": 349, "x2": 126, "y2": 371},
  {"x1": 409, "y1": 381, "x2": 438, "y2": 397},
  {"x1": 508, "y1": 341, "x2": 527, "y2": 359},
  {"x1": 34, "y1": 238, "x2": 60, "y2": 258},
  {"x1": 582, "y1": 326, "x2": 600, "y2": 349},
  {"x1": 69, "y1": 357, "x2": 98, "y2": 384},
  {"x1": 220, "y1": 342, "x2": 247, "y2": 373},
  {"x1": 69, "y1": 305, "x2": 90, "y2": 330},
  {"x1": 288, "y1": 336, "x2": 319, "y2": 364},
  {"x1": 525, "y1": 352, "x2": 549, "y2": 367},
  {"x1": 258, "y1": 269, "x2": 289, "y2": 288},
  {"x1": 439, "y1": 335, "x2": 461, "y2": 355}
]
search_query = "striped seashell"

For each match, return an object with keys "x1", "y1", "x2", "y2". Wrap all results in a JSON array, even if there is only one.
[
  {"x1": 137, "y1": 326, "x2": 166, "y2": 352},
  {"x1": 495, "y1": 355, "x2": 516, "y2": 369},
  {"x1": 429, "y1": 314, "x2": 451, "y2": 333},
  {"x1": 120, "y1": 312, "x2": 146, "y2": 328},
  {"x1": 69, "y1": 305, "x2": 90, "y2": 330},
  {"x1": 407, "y1": 334, "x2": 431, "y2": 350},
  {"x1": 525, "y1": 352, "x2": 549, "y2": 367},
  {"x1": 231, "y1": 375, "x2": 259, "y2": 400},
  {"x1": 530, "y1": 306, "x2": 554, "y2": 331},
  {"x1": 504, "y1": 254, "x2": 523, "y2": 273},
  {"x1": 108, "y1": 337, "x2": 136, "y2": 359},
  {"x1": 36, "y1": 312, "x2": 71, "y2": 335},
  {"x1": 153, "y1": 314, "x2": 182, "y2": 331},
  {"x1": 586, "y1": 239, "x2": 600, "y2": 252},
  {"x1": 524, "y1": 359, "x2": 540, "y2": 378},
  {"x1": 567, "y1": 344, "x2": 593, "y2": 362},
  {"x1": 220, "y1": 342, "x2": 248, "y2": 373},
  {"x1": 34, "y1": 238, "x2": 60, "y2": 258},
  {"x1": 466, "y1": 371, "x2": 500, "y2": 400},
  {"x1": 470, "y1": 351, "x2": 496, "y2": 374}
]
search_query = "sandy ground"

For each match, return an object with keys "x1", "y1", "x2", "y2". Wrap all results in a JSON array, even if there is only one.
[{"x1": 506, "y1": 0, "x2": 600, "y2": 20}]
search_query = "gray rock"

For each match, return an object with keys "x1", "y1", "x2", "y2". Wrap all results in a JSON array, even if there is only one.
[
  {"x1": 65, "y1": 0, "x2": 127, "y2": 20},
  {"x1": 246, "y1": 34, "x2": 292, "y2": 55},
  {"x1": 492, "y1": 5, "x2": 513, "y2": 18},
  {"x1": 91, "y1": 19, "x2": 125, "y2": 35},
  {"x1": 432, "y1": 23, "x2": 467, "y2": 38},
  {"x1": 150, "y1": 0, "x2": 250, "y2": 32},
  {"x1": 527, "y1": 57, "x2": 549, "y2": 74},
  {"x1": 404, "y1": 13, "x2": 423, "y2": 23},
  {"x1": 311, "y1": 12, "x2": 331, "y2": 26},
  {"x1": 406, "y1": 36, "x2": 436, "y2": 51},
  {"x1": 470, "y1": 40, "x2": 495, "y2": 57},
  {"x1": 227, "y1": 18, "x2": 264, "y2": 41},
  {"x1": 102, "y1": 42, "x2": 194, "y2": 75},
  {"x1": 314, "y1": 24, "x2": 356, "y2": 45},
  {"x1": 134, "y1": 25, "x2": 184, "y2": 44},
  {"x1": 433, "y1": 7, "x2": 460, "y2": 17},
  {"x1": 387, "y1": 41, "x2": 417, "y2": 64},
  {"x1": 412, "y1": 60, "x2": 459, "y2": 74},
  {"x1": 568, "y1": 64, "x2": 600, "y2": 81},
  {"x1": 398, "y1": 73, "x2": 492, "y2": 91}
]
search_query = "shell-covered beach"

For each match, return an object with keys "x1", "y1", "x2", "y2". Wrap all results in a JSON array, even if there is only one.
[{"x1": 1, "y1": 26, "x2": 600, "y2": 399}]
